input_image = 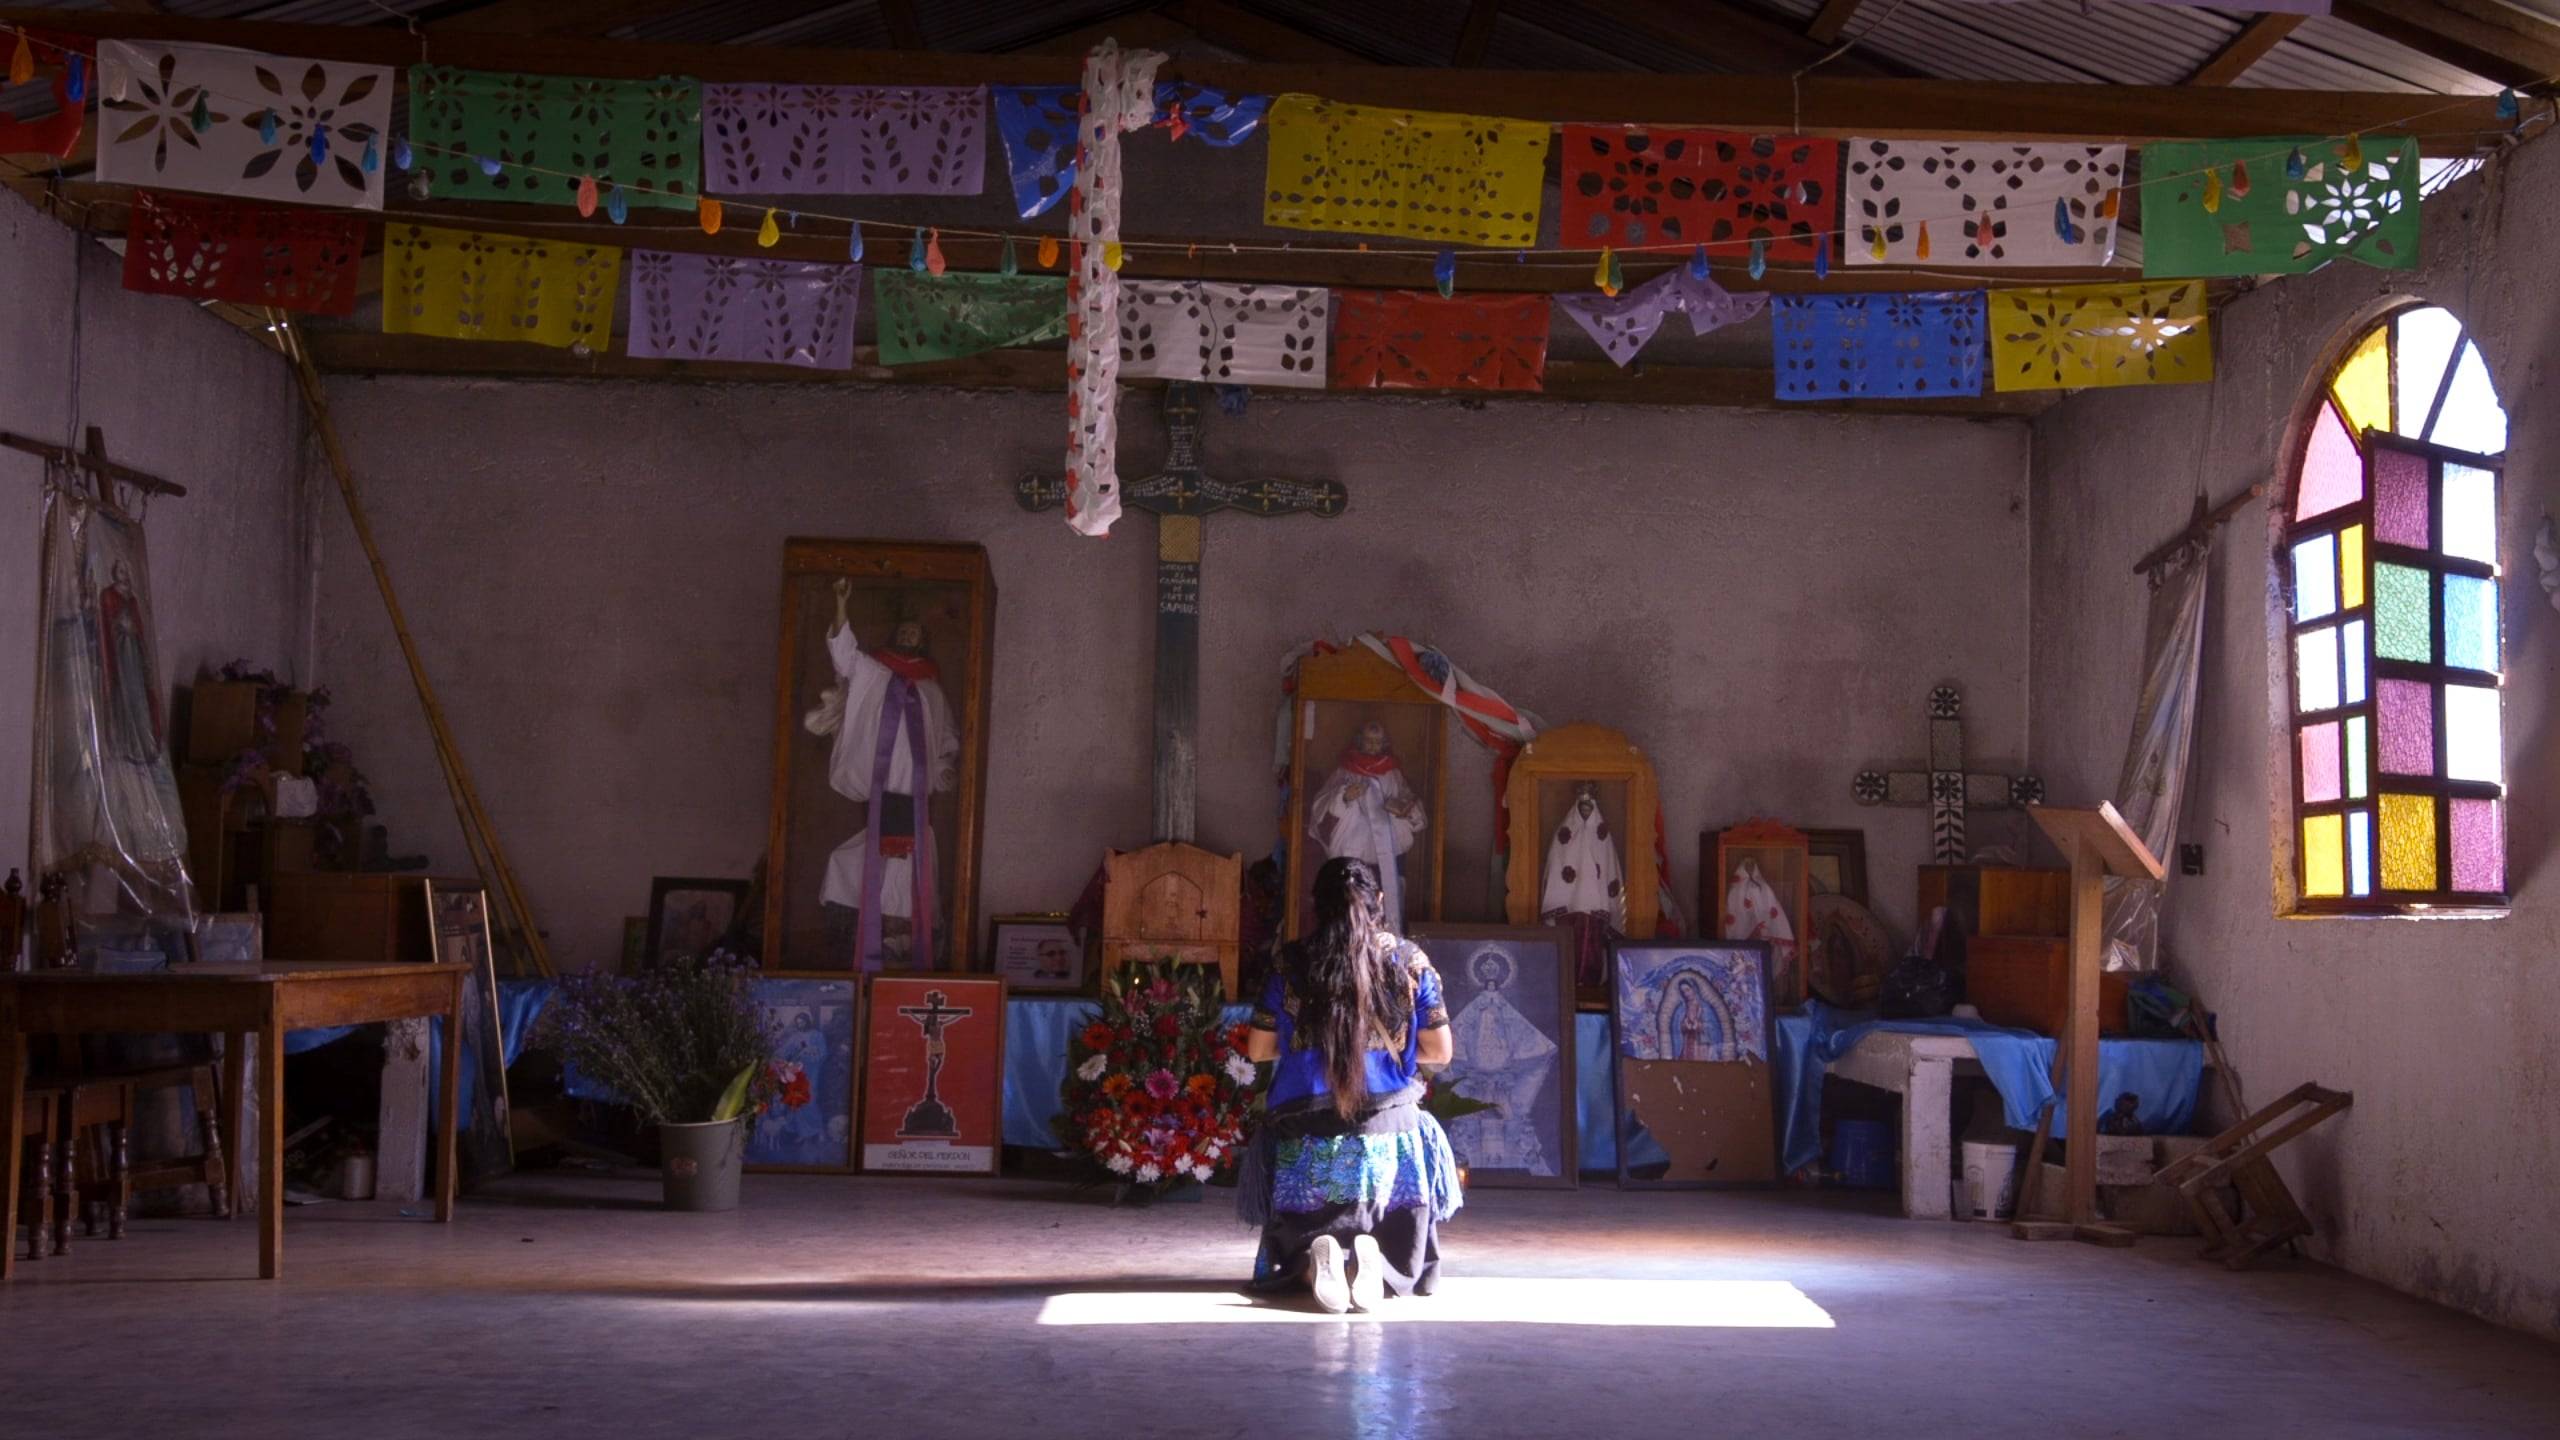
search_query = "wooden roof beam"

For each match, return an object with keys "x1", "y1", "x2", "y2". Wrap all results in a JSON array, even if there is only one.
[
  {"x1": 0, "y1": 8, "x2": 2509, "y2": 153},
  {"x1": 2331, "y1": 0, "x2": 2560, "y2": 90},
  {"x1": 2188, "y1": 15, "x2": 2303, "y2": 86}
]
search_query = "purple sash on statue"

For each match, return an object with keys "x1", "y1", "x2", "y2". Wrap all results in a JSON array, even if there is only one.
[{"x1": 856, "y1": 679, "x2": 938, "y2": 971}]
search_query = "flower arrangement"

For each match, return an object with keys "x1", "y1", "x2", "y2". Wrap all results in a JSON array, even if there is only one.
[
  {"x1": 1057, "y1": 958, "x2": 1257, "y2": 1194},
  {"x1": 538, "y1": 950, "x2": 778, "y2": 1129}
]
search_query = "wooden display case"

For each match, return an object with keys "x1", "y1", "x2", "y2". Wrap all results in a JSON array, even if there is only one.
[
  {"x1": 1284, "y1": 646, "x2": 1448, "y2": 939},
  {"x1": 1100, "y1": 842, "x2": 1243, "y2": 999}
]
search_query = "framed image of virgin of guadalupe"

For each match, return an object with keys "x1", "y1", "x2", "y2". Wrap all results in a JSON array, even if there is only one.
[
  {"x1": 765, "y1": 540, "x2": 995, "y2": 975},
  {"x1": 1284, "y1": 645, "x2": 1449, "y2": 940}
]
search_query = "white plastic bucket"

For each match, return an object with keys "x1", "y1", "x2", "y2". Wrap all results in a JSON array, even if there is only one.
[{"x1": 1961, "y1": 1140, "x2": 2021, "y2": 1220}]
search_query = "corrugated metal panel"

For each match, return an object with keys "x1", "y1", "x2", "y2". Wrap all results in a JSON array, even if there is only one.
[
  {"x1": 929, "y1": 0, "x2": 1148, "y2": 52},
  {"x1": 2236, "y1": 16, "x2": 2500, "y2": 96},
  {"x1": 1843, "y1": 3, "x2": 2103, "y2": 84},
  {"x1": 1491, "y1": 0, "x2": 1725, "y2": 73},
  {"x1": 1246, "y1": 0, "x2": 1474, "y2": 66},
  {"x1": 613, "y1": 1, "x2": 852, "y2": 45}
]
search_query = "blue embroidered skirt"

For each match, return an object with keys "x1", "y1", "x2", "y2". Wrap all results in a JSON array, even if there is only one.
[{"x1": 1239, "y1": 1086, "x2": 1463, "y2": 1296}]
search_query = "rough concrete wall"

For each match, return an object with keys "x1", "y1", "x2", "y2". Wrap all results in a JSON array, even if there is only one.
[
  {"x1": 0, "y1": 192, "x2": 305, "y2": 898},
  {"x1": 2030, "y1": 142, "x2": 2560, "y2": 1338},
  {"x1": 312, "y1": 379, "x2": 2031, "y2": 974}
]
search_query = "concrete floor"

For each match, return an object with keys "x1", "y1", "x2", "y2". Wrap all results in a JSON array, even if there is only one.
[{"x1": 4, "y1": 1173, "x2": 2557, "y2": 1439}]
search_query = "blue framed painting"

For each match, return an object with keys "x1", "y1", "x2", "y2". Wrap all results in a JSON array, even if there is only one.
[
  {"x1": 747, "y1": 978, "x2": 857, "y2": 1172},
  {"x1": 1411, "y1": 925, "x2": 1577, "y2": 1190},
  {"x1": 1610, "y1": 940, "x2": 1777, "y2": 1188}
]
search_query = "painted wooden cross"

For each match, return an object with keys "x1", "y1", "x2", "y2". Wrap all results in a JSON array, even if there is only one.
[
  {"x1": 1018, "y1": 382, "x2": 1346, "y2": 843},
  {"x1": 1852, "y1": 684, "x2": 2044, "y2": 864}
]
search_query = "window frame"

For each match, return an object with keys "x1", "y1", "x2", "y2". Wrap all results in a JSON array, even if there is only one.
[{"x1": 2282, "y1": 308, "x2": 2508, "y2": 916}]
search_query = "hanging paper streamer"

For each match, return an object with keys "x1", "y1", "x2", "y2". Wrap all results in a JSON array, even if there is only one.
[
  {"x1": 382, "y1": 222, "x2": 621, "y2": 350},
  {"x1": 1330, "y1": 290, "x2": 1549, "y2": 392},
  {"x1": 1749, "y1": 238, "x2": 1768, "y2": 280},
  {"x1": 606, "y1": 185, "x2": 629, "y2": 224},
  {"x1": 1843, "y1": 140, "x2": 2124, "y2": 267},
  {"x1": 1553, "y1": 268, "x2": 1769, "y2": 369},
  {"x1": 407, "y1": 65, "x2": 701, "y2": 209},
  {"x1": 1433, "y1": 249, "x2": 1456, "y2": 298},
  {"x1": 2201, "y1": 166, "x2": 2222, "y2": 213},
  {"x1": 95, "y1": 40, "x2": 392, "y2": 209},
  {"x1": 849, "y1": 222, "x2": 864, "y2": 261},
  {"x1": 925, "y1": 228, "x2": 947, "y2": 274},
  {"x1": 872, "y1": 269, "x2": 1068, "y2": 366},
  {"x1": 1119, "y1": 280, "x2": 1330, "y2": 389},
  {"x1": 1154, "y1": 81, "x2": 1270, "y2": 146},
  {"x1": 576, "y1": 174, "x2": 598, "y2": 217},
  {"x1": 1988, "y1": 281, "x2": 2214, "y2": 393},
  {"x1": 1593, "y1": 247, "x2": 1617, "y2": 295},
  {"x1": 700, "y1": 84, "x2": 985, "y2": 196},
  {"x1": 1770, "y1": 292, "x2": 1986, "y2": 401},
  {"x1": 757, "y1": 208, "x2": 781, "y2": 247},
  {"x1": 2141, "y1": 136, "x2": 2420, "y2": 276},
  {"x1": 1037, "y1": 234, "x2": 1060, "y2": 268},
  {"x1": 991, "y1": 84, "x2": 1081, "y2": 218},
  {"x1": 10, "y1": 31, "x2": 32, "y2": 87},
  {"x1": 1000, "y1": 235, "x2": 1019, "y2": 275},
  {"x1": 699, "y1": 198, "x2": 723, "y2": 235},
  {"x1": 908, "y1": 227, "x2": 926, "y2": 271},
  {"x1": 0, "y1": 64, "x2": 85, "y2": 160},
  {"x1": 1061, "y1": 40, "x2": 1166, "y2": 539},
  {"x1": 1812, "y1": 235, "x2": 1829, "y2": 280},
  {"x1": 1264, "y1": 96, "x2": 1550, "y2": 248},
  {"x1": 1560, "y1": 125, "x2": 1836, "y2": 259},
  {"x1": 66, "y1": 53, "x2": 85, "y2": 104},
  {"x1": 121, "y1": 190, "x2": 365, "y2": 316},
  {"x1": 625, "y1": 251, "x2": 862, "y2": 370}
]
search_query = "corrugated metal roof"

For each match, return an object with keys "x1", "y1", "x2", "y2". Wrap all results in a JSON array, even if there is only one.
[
  {"x1": 1249, "y1": 0, "x2": 1476, "y2": 66},
  {"x1": 2235, "y1": 16, "x2": 2501, "y2": 96}
]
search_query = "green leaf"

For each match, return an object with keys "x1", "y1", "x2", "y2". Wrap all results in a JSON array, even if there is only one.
[{"x1": 711, "y1": 1063, "x2": 756, "y2": 1123}]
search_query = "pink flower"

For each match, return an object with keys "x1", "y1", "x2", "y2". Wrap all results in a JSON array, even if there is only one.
[
  {"x1": 1144, "y1": 1068, "x2": 1180, "y2": 1101},
  {"x1": 1147, "y1": 978, "x2": 1177, "y2": 1004}
]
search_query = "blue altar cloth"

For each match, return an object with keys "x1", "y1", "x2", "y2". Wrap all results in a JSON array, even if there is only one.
[
  {"x1": 1773, "y1": 1001, "x2": 2205, "y2": 1178},
  {"x1": 285, "y1": 979, "x2": 558, "y2": 1135}
]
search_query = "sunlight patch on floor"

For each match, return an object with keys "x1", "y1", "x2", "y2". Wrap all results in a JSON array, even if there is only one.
[{"x1": 1035, "y1": 1278, "x2": 1836, "y2": 1327}]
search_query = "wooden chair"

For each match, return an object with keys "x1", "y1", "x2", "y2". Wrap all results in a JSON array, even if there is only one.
[
  {"x1": 13, "y1": 1086, "x2": 61, "y2": 1262},
  {"x1": 2156, "y1": 1082, "x2": 2353, "y2": 1270},
  {"x1": 54, "y1": 1061, "x2": 231, "y2": 1235}
]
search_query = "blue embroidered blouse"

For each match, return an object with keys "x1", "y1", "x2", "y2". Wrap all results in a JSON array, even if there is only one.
[{"x1": 1251, "y1": 941, "x2": 1450, "y2": 1112}]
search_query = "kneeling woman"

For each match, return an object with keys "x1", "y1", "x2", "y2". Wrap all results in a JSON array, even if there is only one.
[{"x1": 1241, "y1": 856, "x2": 1462, "y2": 1312}]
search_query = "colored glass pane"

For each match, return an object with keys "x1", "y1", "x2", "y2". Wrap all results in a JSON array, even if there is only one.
[
  {"x1": 2296, "y1": 400, "x2": 2361, "y2": 521},
  {"x1": 2444, "y1": 573, "x2": 2498, "y2": 673},
  {"x1": 2376, "y1": 678, "x2": 2434, "y2": 775},
  {"x1": 2449, "y1": 798, "x2": 2504, "y2": 894},
  {"x1": 2291, "y1": 534, "x2": 2337, "y2": 623},
  {"x1": 2295, "y1": 627, "x2": 2339, "y2": 713},
  {"x1": 2343, "y1": 620, "x2": 2368, "y2": 705},
  {"x1": 2340, "y1": 525, "x2": 2366, "y2": 609},
  {"x1": 2345, "y1": 714, "x2": 2370, "y2": 799},
  {"x1": 2379, "y1": 792, "x2": 2436, "y2": 890},
  {"x1": 2431, "y1": 342, "x2": 2506, "y2": 455},
  {"x1": 2394, "y1": 306, "x2": 2461, "y2": 437},
  {"x1": 2302, "y1": 814, "x2": 2344, "y2": 898},
  {"x1": 2299, "y1": 721, "x2": 2341, "y2": 803},
  {"x1": 2373, "y1": 562, "x2": 2433, "y2": 662},
  {"x1": 2348, "y1": 808, "x2": 2373, "y2": 896},
  {"x1": 2373, "y1": 446, "x2": 2430, "y2": 549},
  {"x1": 2442, "y1": 464, "x2": 2496, "y2": 565},
  {"x1": 2331, "y1": 325, "x2": 2392, "y2": 441},
  {"x1": 2445, "y1": 683, "x2": 2501, "y2": 784}
]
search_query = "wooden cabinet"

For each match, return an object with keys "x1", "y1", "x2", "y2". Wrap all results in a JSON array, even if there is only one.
[
  {"x1": 1967, "y1": 934, "x2": 2130, "y2": 1036},
  {"x1": 266, "y1": 873, "x2": 434, "y2": 965},
  {"x1": 1918, "y1": 864, "x2": 2068, "y2": 939},
  {"x1": 1101, "y1": 842, "x2": 1242, "y2": 1000}
]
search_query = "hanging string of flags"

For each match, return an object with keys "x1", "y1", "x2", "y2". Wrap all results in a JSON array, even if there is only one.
[{"x1": 6, "y1": 23, "x2": 2532, "y2": 532}]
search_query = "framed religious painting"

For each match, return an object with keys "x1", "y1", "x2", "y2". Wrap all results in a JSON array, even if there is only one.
[
  {"x1": 1708, "y1": 819, "x2": 1812, "y2": 1012},
  {"x1": 765, "y1": 540, "x2": 995, "y2": 975},
  {"x1": 1284, "y1": 645, "x2": 1449, "y2": 939},
  {"x1": 1609, "y1": 938, "x2": 1775, "y2": 1189},
  {"x1": 645, "y1": 876, "x2": 751, "y2": 967},
  {"x1": 745, "y1": 977, "x2": 857, "y2": 1173},
  {"x1": 990, "y1": 913, "x2": 1085, "y2": 994},
  {"x1": 1409, "y1": 925, "x2": 1577, "y2": 1190},
  {"x1": 419, "y1": 877, "x2": 513, "y2": 1182},
  {"x1": 855, "y1": 971, "x2": 1006, "y2": 1175},
  {"x1": 1501, "y1": 723, "x2": 1662, "y2": 1010},
  {"x1": 1803, "y1": 828, "x2": 1869, "y2": 906}
]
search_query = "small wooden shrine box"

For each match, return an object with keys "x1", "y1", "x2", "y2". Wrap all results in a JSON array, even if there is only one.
[{"x1": 1101, "y1": 842, "x2": 1243, "y2": 1000}]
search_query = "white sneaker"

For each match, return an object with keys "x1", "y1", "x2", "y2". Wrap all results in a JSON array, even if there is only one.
[
  {"x1": 1348, "y1": 1234, "x2": 1387, "y2": 1313},
  {"x1": 1308, "y1": 1235, "x2": 1351, "y2": 1314}
]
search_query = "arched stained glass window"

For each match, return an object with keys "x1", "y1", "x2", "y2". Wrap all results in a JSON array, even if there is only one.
[{"x1": 2286, "y1": 306, "x2": 2507, "y2": 912}]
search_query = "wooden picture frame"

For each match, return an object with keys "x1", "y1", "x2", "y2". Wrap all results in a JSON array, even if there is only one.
[
  {"x1": 1609, "y1": 938, "x2": 1775, "y2": 1190},
  {"x1": 1803, "y1": 828, "x2": 1869, "y2": 906},
  {"x1": 644, "y1": 876, "x2": 751, "y2": 967},
  {"x1": 765, "y1": 539, "x2": 996, "y2": 974},
  {"x1": 855, "y1": 971, "x2": 1006, "y2": 1175},
  {"x1": 419, "y1": 877, "x2": 513, "y2": 1181},
  {"x1": 1708, "y1": 819, "x2": 1814, "y2": 1012},
  {"x1": 1502, "y1": 723, "x2": 1661, "y2": 1010},
  {"x1": 1285, "y1": 646, "x2": 1450, "y2": 939},
  {"x1": 990, "y1": 914, "x2": 1085, "y2": 994},
  {"x1": 1409, "y1": 924, "x2": 1578, "y2": 1191},
  {"x1": 745, "y1": 976, "x2": 858, "y2": 1174}
]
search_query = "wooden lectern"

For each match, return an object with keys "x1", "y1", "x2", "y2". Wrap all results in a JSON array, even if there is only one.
[{"x1": 2015, "y1": 801, "x2": 2164, "y2": 1245}]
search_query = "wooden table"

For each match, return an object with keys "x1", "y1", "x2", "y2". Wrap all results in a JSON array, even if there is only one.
[{"x1": 1, "y1": 962, "x2": 467, "y2": 1280}]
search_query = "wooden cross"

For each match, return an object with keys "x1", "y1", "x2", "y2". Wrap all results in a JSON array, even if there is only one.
[
  {"x1": 1851, "y1": 684, "x2": 2043, "y2": 864},
  {"x1": 1018, "y1": 382, "x2": 1346, "y2": 843}
]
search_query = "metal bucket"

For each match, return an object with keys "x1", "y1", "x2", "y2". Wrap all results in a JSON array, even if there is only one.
[{"x1": 658, "y1": 1119, "x2": 745, "y2": 1212}]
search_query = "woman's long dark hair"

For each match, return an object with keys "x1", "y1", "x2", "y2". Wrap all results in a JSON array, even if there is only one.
[{"x1": 1287, "y1": 857, "x2": 1414, "y2": 1118}]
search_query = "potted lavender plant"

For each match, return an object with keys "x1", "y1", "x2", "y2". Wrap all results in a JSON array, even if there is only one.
[{"x1": 541, "y1": 950, "x2": 776, "y2": 1211}]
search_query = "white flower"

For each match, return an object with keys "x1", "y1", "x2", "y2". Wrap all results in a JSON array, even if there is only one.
[
  {"x1": 1202, "y1": 1140, "x2": 1223, "y2": 1159},
  {"x1": 1135, "y1": 1163, "x2": 1162, "y2": 1184},
  {"x1": 1224, "y1": 1052, "x2": 1257, "y2": 1087},
  {"x1": 1191, "y1": 1164, "x2": 1213, "y2": 1182},
  {"x1": 1104, "y1": 1152, "x2": 1134, "y2": 1175},
  {"x1": 1076, "y1": 1053, "x2": 1108, "y2": 1082}
]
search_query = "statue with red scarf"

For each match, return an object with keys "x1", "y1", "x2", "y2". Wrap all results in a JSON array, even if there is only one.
[
  {"x1": 806, "y1": 579, "x2": 959, "y2": 969},
  {"x1": 1305, "y1": 720, "x2": 1427, "y2": 932}
]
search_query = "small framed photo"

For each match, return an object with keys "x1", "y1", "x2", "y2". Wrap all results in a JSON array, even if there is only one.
[
  {"x1": 1805, "y1": 828, "x2": 1869, "y2": 906},
  {"x1": 645, "y1": 877, "x2": 751, "y2": 967},
  {"x1": 197, "y1": 912, "x2": 265, "y2": 965},
  {"x1": 990, "y1": 914, "x2": 1084, "y2": 993},
  {"x1": 857, "y1": 971, "x2": 1007, "y2": 1175}
]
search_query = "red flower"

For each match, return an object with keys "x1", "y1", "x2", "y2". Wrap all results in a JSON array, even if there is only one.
[
  {"x1": 1153, "y1": 1013, "x2": 1181, "y2": 1039},
  {"x1": 1081, "y1": 1023, "x2": 1114, "y2": 1051}
]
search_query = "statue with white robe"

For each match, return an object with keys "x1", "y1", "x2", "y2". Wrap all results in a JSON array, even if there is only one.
[
  {"x1": 1541, "y1": 781, "x2": 1625, "y2": 991},
  {"x1": 1721, "y1": 856, "x2": 1797, "y2": 1000},
  {"x1": 1305, "y1": 720, "x2": 1426, "y2": 932},
  {"x1": 806, "y1": 581, "x2": 959, "y2": 969}
]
